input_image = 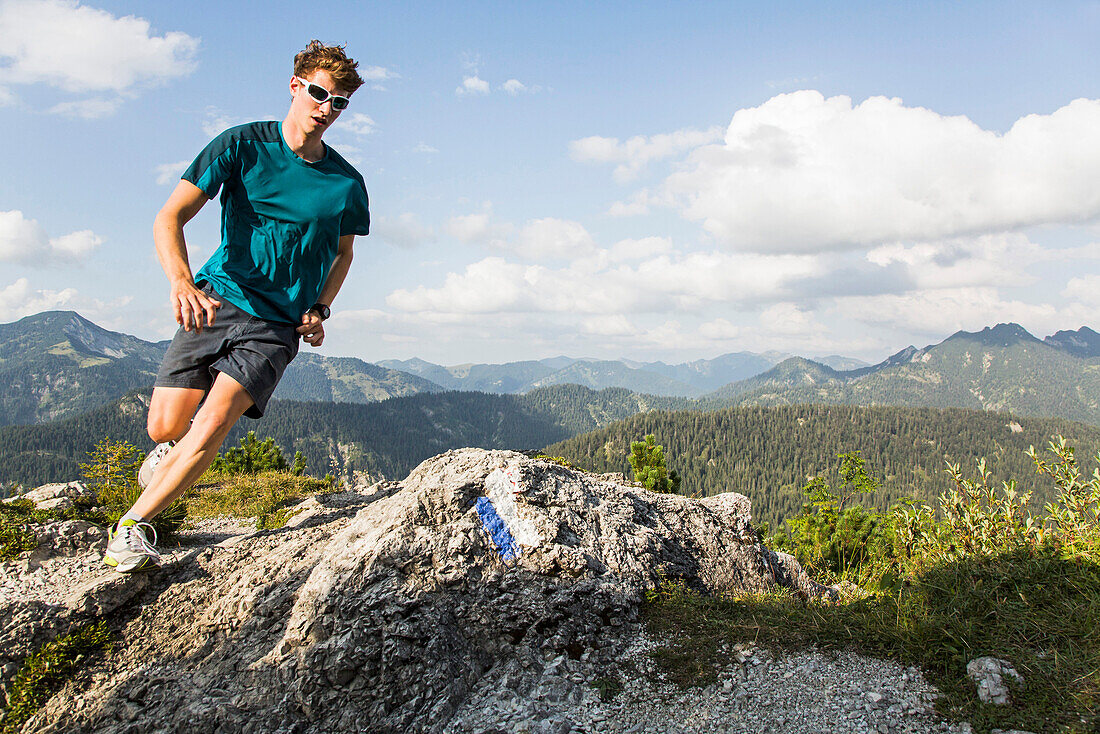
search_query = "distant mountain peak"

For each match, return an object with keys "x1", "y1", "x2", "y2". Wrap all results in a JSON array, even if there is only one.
[
  {"x1": 1044, "y1": 326, "x2": 1100, "y2": 357},
  {"x1": 947, "y1": 323, "x2": 1042, "y2": 347}
]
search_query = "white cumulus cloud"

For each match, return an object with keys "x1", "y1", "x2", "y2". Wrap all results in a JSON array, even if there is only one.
[
  {"x1": 581, "y1": 314, "x2": 637, "y2": 336},
  {"x1": 865, "y1": 233, "x2": 1038, "y2": 290},
  {"x1": 445, "y1": 210, "x2": 513, "y2": 245},
  {"x1": 608, "y1": 237, "x2": 673, "y2": 262},
  {"x1": 0, "y1": 0, "x2": 198, "y2": 114},
  {"x1": 698, "y1": 318, "x2": 741, "y2": 340},
  {"x1": 663, "y1": 91, "x2": 1100, "y2": 252},
  {"x1": 386, "y1": 250, "x2": 824, "y2": 318},
  {"x1": 0, "y1": 210, "x2": 102, "y2": 264},
  {"x1": 1063, "y1": 275, "x2": 1100, "y2": 307},
  {"x1": 760, "y1": 303, "x2": 819, "y2": 336},
  {"x1": 835, "y1": 287, "x2": 1062, "y2": 337},
  {"x1": 0, "y1": 277, "x2": 77, "y2": 320},
  {"x1": 456, "y1": 75, "x2": 490, "y2": 96},
  {"x1": 514, "y1": 218, "x2": 597, "y2": 260}
]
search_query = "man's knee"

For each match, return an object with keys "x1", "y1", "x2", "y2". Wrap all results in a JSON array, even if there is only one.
[
  {"x1": 189, "y1": 409, "x2": 238, "y2": 446},
  {"x1": 147, "y1": 413, "x2": 189, "y2": 444}
]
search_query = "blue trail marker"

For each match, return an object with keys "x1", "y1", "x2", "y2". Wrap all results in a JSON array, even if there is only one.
[{"x1": 474, "y1": 496, "x2": 521, "y2": 562}]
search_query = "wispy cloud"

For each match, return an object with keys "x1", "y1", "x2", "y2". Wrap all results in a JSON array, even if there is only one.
[
  {"x1": 372, "y1": 213, "x2": 435, "y2": 249},
  {"x1": 571, "y1": 126, "x2": 723, "y2": 181},
  {"x1": 154, "y1": 160, "x2": 189, "y2": 186},
  {"x1": 342, "y1": 112, "x2": 377, "y2": 136}
]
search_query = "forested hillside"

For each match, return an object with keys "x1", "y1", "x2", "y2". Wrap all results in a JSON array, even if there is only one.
[
  {"x1": 0, "y1": 311, "x2": 162, "y2": 426},
  {"x1": 545, "y1": 405, "x2": 1100, "y2": 528},
  {"x1": 0, "y1": 384, "x2": 689, "y2": 487}
]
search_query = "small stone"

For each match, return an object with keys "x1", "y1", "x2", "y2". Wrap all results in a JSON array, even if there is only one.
[{"x1": 966, "y1": 657, "x2": 1023, "y2": 705}]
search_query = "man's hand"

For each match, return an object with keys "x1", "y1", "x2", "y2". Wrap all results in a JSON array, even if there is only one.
[
  {"x1": 171, "y1": 280, "x2": 221, "y2": 332},
  {"x1": 298, "y1": 309, "x2": 325, "y2": 347}
]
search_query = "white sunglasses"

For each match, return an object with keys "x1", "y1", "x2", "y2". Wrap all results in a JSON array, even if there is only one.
[{"x1": 295, "y1": 76, "x2": 351, "y2": 110}]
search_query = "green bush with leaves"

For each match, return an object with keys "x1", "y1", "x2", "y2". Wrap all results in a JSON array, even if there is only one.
[
  {"x1": 0, "y1": 500, "x2": 42, "y2": 561},
  {"x1": 629, "y1": 434, "x2": 682, "y2": 494},
  {"x1": 209, "y1": 431, "x2": 306, "y2": 476},
  {"x1": 1028, "y1": 436, "x2": 1100, "y2": 552}
]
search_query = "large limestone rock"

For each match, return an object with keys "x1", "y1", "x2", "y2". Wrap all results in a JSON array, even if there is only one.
[
  {"x1": 5, "y1": 449, "x2": 830, "y2": 733},
  {"x1": 3, "y1": 481, "x2": 92, "y2": 512}
]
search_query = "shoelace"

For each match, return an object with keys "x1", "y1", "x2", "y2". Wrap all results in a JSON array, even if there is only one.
[
  {"x1": 150, "y1": 442, "x2": 173, "y2": 466},
  {"x1": 124, "y1": 521, "x2": 162, "y2": 561}
]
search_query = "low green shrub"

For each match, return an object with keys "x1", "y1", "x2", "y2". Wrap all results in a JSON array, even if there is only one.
[
  {"x1": 0, "y1": 500, "x2": 41, "y2": 561},
  {"x1": 629, "y1": 434, "x2": 681, "y2": 494},
  {"x1": 1, "y1": 622, "x2": 112, "y2": 734}
]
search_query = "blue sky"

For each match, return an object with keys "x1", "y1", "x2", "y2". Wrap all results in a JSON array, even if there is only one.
[{"x1": 1, "y1": 0, "x2": 1099, "y2": 365}]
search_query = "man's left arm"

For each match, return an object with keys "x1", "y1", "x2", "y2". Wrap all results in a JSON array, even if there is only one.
[{"x1": 298, "y1": 234, "x2": 355, "y2": 347}]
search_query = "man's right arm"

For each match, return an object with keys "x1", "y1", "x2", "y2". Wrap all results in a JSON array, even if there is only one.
[{"x1": 153, "y1": 180, "x2": 221, "y2": 332}]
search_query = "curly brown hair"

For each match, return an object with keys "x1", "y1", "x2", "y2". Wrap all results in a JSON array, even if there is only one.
[{"x1": 294, "y1": 40, "x2": 365, "y2": 94}]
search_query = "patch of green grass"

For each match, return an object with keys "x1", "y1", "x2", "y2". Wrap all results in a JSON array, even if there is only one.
[
  {"x1": 0, "y1": 498, "x2": 109, "y2": 561},
  {"x1": 0, "y1": 500, "x2": 40, "y2": 561},
  {"x1": 186, "y1": 472, "x2": 337, "y2": 530},
  {"x1": 534, "y1": 454, "x2": 576, "y2": 469},
  {"x1": 1, "y1": 622, "x2": 112, "y2": 734},
  {"x1": 643, "y1": 545, "x2": 1100, "y2": 733}
]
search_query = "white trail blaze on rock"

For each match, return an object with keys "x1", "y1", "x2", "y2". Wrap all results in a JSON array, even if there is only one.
[{"x1": 481, "y1": 465, "x2": 545, "y2": 554}]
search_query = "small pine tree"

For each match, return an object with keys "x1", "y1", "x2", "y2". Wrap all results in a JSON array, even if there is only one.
[
  {"x1": 210, "y1": 432, "x2": 302, "y2": 475},
  {"x1": 629, "y1": 434, "x2": 682, "y2": 494},
  {"x1": 81, "y1": 438, "x2": 186, "y2": 536},
  {"x1": 79, "y1": 439, "x2": 142, "y2": 495},
  {"x1": 777, "y1": 451, "x2": 889, "y2": 581}
]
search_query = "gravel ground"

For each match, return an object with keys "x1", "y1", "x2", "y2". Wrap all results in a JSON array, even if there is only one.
[{"x1": 445, "y1": 631, "x2": 975, "y2": 734}]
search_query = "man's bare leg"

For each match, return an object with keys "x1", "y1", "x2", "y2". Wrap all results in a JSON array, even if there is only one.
[
  {"x1": 132, "y1": 372, "x2": 255, "y2": 520},
  {"x1": 147, "y1": 386, "x2": 207, "y2": 444}
]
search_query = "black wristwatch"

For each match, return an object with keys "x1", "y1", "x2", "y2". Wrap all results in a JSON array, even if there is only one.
[{"x1": 309, "y1": 303, "x2": 331, "y2": 321}]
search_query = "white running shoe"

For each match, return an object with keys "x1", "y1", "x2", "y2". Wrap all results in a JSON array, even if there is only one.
[
  {"x1": 138, "y1": 441, "x2": 174, "y2": 489},
  {"x1": 103, "y1": 519, "x2": 161, "y2": 573}
]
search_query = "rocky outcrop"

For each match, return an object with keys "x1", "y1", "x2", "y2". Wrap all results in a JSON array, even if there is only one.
[
  {"x1": 4, "y1": 448, "x2": 833, "y2": 733},
  {"x1": 4, "y1": 481, "x2": 92, "y2": 512}
]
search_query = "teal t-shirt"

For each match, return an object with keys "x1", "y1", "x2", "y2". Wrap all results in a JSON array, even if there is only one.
[{"x1": 183, "y1": 121, "x2": 370, "y2": 324}]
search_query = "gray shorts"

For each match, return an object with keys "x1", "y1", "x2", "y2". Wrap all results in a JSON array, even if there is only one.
[{"x1": 153, "y1": 283, "x2": 299, "y2": 418}]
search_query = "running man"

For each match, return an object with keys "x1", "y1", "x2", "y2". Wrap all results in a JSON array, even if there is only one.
[{"x1": 104, "y1": 40, "x2": 370, "y2": 572}]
